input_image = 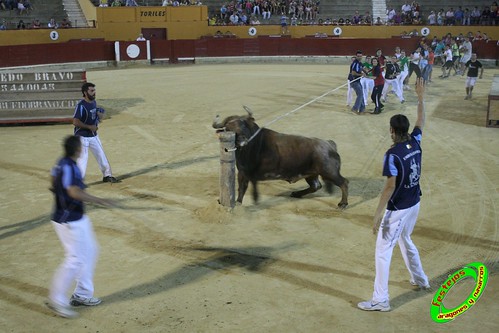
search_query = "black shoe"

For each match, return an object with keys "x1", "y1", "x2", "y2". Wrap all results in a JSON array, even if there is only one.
[
  {"x1": 103, "y1": 176, "x2": 120, "y2": 183},
  {"x1": 370, "y1": 109, "x2": 381, "y2": 114}
]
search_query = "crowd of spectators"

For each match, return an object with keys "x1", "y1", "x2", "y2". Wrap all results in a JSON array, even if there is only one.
[
  {"x1": 208, "y1": 1, "x2": 499, "y2": 27},
  {"x1": 0, "y1": 17, "x2": 72, "y2": 30},
  {"x1": 210, "y1": 0, "x2": 322, "y2": 26},
  {"x1": 384, "y1": 2, "x2": 499, "y2": 26}
]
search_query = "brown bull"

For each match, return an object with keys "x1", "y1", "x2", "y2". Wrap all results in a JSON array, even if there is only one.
[{"x1": 213, "y1": 108, "x2": 349, "y2": 209}]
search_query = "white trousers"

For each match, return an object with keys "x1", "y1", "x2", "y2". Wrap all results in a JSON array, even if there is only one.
[
  {"x1": 398, "y1": 69, "x2": 408, "y2": 88},
  {"x1": 77, "y1": 135, "x2": 112, "y2": 179},
  {"x1": 381, "y1": 78, "x2": 404, "y2": 102},
  {"x1": 361, "y1": 77, "x2": 374, "y2": 105},
  {"x1": 346, "y1": 80, "x2": 353, "y2": 106},
  {"x1": 372, "y1": 203, "x2": 429, "y2": 303},
  {"x1": 49, "y1": 216, "x2": 99, "y2": 306}
]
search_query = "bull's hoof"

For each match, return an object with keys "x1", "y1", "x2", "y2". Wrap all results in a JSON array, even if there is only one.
[{"x1": 337, "y1": 202, "x2": 348, "y2": 210}]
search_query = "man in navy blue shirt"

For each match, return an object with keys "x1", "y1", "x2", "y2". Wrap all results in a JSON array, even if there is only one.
[
  {"x1": 358, "y1": 78, "x2": 430, "y2": 312},
  {"x1": 47, "y1": 135, "x2": 116, "y2": 318},
  {"x1": 73, "y1": 82, "x2": 120, "y2": 183},
  {"x1": 349, "y1": 50, "x2": 366, "y2": 114}
]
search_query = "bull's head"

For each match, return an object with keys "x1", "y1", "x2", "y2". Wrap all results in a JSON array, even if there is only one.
[{"x1": 212, "y1": 106, "x2": 258, "y2": 147}]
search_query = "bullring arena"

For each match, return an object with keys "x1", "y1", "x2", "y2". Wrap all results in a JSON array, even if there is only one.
[
  {"x1": 1, "y1": 3, "x2": 499, "y2": 333},
  {"x1": 1, "y1": 61, "x2": 498, "y2": 332}
]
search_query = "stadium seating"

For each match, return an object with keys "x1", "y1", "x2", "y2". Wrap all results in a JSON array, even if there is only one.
[{"x1": 0, "y1": 0, "x2": 68, "y2": 30}]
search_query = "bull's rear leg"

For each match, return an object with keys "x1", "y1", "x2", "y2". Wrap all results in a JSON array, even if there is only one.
[
  {"x1": 337, "y1": 178, "x2": 349, "y2": 209},
  {"x1": 291, "y1": 176, "x2": 322, "y2": 198}
]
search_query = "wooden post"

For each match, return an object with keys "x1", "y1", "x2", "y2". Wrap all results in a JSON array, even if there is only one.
[{"x1": 217, "y1": 131, "x2": 236, "y2": 208}]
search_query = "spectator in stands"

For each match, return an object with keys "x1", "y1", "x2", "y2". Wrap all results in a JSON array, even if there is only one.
[
  {"x1": 61, "y1": 18, "x2": 71, "y2": 28},
  {"x1": 481, "y1": 6, "x2": 492, "y2": 25},
  {"x1": 427, "y1": 11, "x2": 436, "y2": 25},
  {"x1": 48, "y1": 18, "x2": 58, "y2": 29},
  {"x1": 125, "y1": 0, "x2": 138, "y2": 6},
  {"x1": 240, "y1": 12, "x2": 248, "y2": 25},
  {"x1": 17, "y1": 0, "x2": 27, "y2": 15},
  {"x1": 229, "y1": 12, "x2": 239, "y2": 25},
  {"x1": 250, "y1": 14, "x2": 261, "y2": 25},
  {"x1": 0, "y1": 0, "x2": 6, "y2": 10},
  {"x1": 136, "y1": 33, "x2": 146, "y2": 41},
  {"x1": 401, "y1": 2, "x2": 412, "y2": 18},
  {"x1": 471, "y1": 6, "x2": 481, "y2": 24},
  {"x1": 253, "y1": 0, "x2": 261, "y2": 17},
  {"x1": 374, "y1": 17, "x2": 383, "y2": 25},
  {"x1": 463, "y1": 8, "x2": 471, "y2": 25},
  {"x1": 454, "y1": 6, "x2": 464, "y2": 25},
  {"x1": 111, "y1": 0, "x2": 122, "y2": 6},
  {"x1": 364, "y1": 11, "x2": 372, "y2": 25},
  {"x1": 0, "y1": 19, "x2": 7, "y2": 30},
  {"x1": 445, "y1": 8, "x2": 455, "y2": 25},
  {"x1": 31, "y1": 19, "x2": 41, "y2": 29},
  {"x1": 100, "y1": 0, "x2": 108, "y2": 6},
  {"x1": 262, "y1": 2, "x2": 271, "y2": 20},
  {"x1": 353, "y1": 10, "x2": 362, "y2": 25},
  {"x1": 386, "y1": 7, "x2": 395, "y2": 25},
  {"x1": 412, "y1": 10, "x2": 422, "y2": 25},
  {"x1": 492, "y1": 2, "x2": 499, "y2": 25},
  {"x1": 17, "y1": 19, "x2": 26, "y2": 29},
  {"x1": 437, "y1": 9, "x2": 444, "y2": 25}
]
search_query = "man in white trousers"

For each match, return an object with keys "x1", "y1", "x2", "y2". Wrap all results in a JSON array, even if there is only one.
[
  {"x1": 358, "y1": 78, "x2": 430, "y2": 312},
  {"x1": 381, "y1": 56, "x2": 405, "y2": 104},
  {"x1": 47, "y1": 135, "x2": 117, "y2": 318},
  {"x1": 397, "y1": 50, "x2": 410, "y2": 91},
  {"x1": 73, "y1": 82, "x2": 120, "y2": 183}
]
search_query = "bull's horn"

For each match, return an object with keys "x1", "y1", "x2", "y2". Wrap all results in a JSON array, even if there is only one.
[
  {"x1": 243, "y1": 105, "x2": 253, "y2": 117},
  {"x1": 212, "y1": 115, "x2": 224, "y2": 129}
]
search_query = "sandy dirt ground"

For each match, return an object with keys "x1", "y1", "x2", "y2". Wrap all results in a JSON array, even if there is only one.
[{"x1": 1, "y1": 63, "x2": 498, "y2": 333}]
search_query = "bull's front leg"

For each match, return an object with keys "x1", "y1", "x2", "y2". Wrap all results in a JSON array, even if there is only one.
[{"x1": 237, "y1": 172, "x2": 249, "y2": 204}]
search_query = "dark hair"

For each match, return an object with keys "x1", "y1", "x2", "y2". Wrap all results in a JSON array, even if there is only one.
[
  {"x1": 64, "y1": 135, "x2": 81, "y2": 158},
  {"x1": 81, "y1": 82, "x2": 95, "y2": 97},
  {"x1": 390, "y1": 114, "x2": 410, "y2": 138},
  {"x1": 356, "y1": 50, "x2": 363, "y2": 55}
]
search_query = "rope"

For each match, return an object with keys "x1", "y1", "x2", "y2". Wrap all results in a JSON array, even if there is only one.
[{"x1": 240, "y1": 76, "x2": 362, "y2": 146}]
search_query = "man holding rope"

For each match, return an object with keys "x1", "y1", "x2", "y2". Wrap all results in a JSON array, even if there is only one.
[
  {"x1": 358, "y1": 78, "x2": 431, "y2": 312},
  {"x1": 47, "y1": 135, "x2": 117, "y2": 318},
  {"x1": 349, "y1": 50, "x2": 366, "y2": 114}
]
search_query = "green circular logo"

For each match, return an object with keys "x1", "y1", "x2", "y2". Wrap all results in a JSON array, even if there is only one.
[{"x1": 430, "y1": 262, "x2": 488, "y2": 323}]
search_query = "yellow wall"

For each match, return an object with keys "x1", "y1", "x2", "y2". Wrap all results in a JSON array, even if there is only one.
[{"x1": 0, "y1": 6, "x2": 497, "y2": 46}]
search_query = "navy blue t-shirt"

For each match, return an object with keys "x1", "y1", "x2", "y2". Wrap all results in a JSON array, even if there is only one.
[
  {"x1": 73, "y1": 99, "x2": 99, "y2": 137},
  {"x1": 382, "y1": 127, "x2": 423, "y2": 210},
  {"x1": 51, "y1": 157, "x2": 86, "y2": 223},
  {"x1": 348, "y1": 59, "x2": 364, "y2": 81}
]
